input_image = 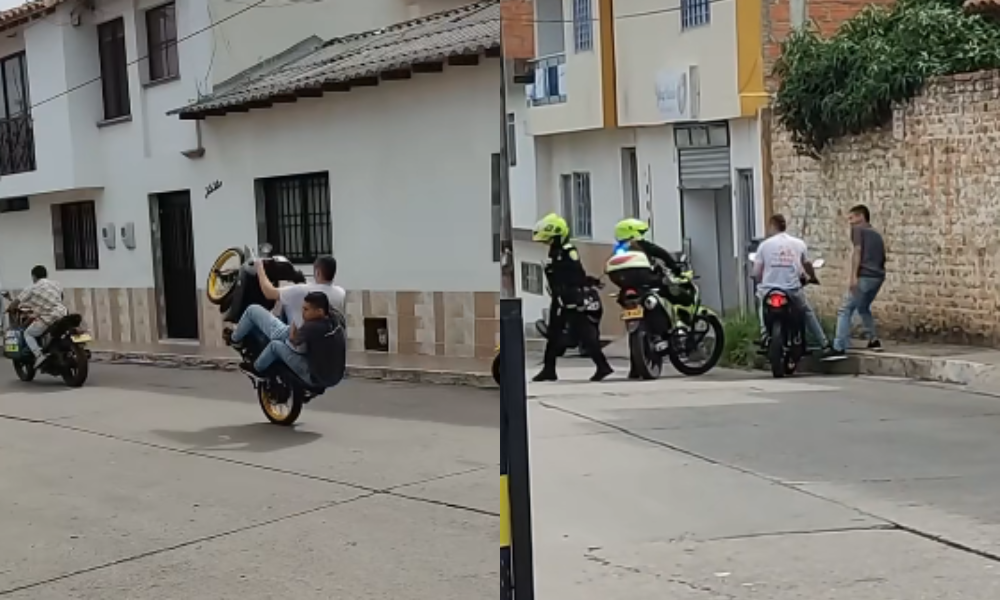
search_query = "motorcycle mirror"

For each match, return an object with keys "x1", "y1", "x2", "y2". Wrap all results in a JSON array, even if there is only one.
[
  {"x1": 748, "y1": 252, "x2": 758, "y2": 262},
  {"x1": 259, "y1": 243, "x2": 273, "y2": 257},
  {"x1": 813, "y1": 258, "x2": 826, "y2": 268}
]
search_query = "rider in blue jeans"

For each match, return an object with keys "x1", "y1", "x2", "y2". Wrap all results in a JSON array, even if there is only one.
[{"x1": 826, "y1": 204, "x2": 886, "y2": 359}]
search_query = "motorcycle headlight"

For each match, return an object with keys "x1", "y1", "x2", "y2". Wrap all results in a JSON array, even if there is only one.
[{"x1": 644, "y1": 296, "x2": 659, "y2": 310}]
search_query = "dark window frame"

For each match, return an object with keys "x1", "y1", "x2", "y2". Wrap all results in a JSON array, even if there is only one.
[
  {"x1": 257, "y1": 172, "x2": 332, "y2": 265},
  {"x1": 98, "y1": 17, "x2": 131, "y2": 120},
  {"x1": 0, "y1": 52, "x2": 29, "y2": 120},
  {"x1": 52, "y1": 201, "x2": 100, "y2": 271},
  {"x1": 491, "y1": 152, "x2": 502, "y2": 262},
  {"x1": 145, "y1": 2, "x2": 179, "y2": 82}
]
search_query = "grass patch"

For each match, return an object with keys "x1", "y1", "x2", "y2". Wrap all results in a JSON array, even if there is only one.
[{"x1": 721, "y1": 311, "x2": 761, "y2": 369}]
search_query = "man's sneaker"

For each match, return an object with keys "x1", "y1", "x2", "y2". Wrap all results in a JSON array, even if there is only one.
[
  {"x1": 822, "y1": 348, "x2": 848, "y2": 362},
  {"x1": 222, "y1": 327, "x2": 242, "y2": 350},
  {"x1": 867, "y1": 339, "x2": 883, "y2": 352}
]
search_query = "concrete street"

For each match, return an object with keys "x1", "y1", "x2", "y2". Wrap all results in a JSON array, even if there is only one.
[
  {"x1": 0, "y1": 365, "x2": 498, "y2": 599},
  {"x1": 530, "y1": 365, "x2": 1000, "y2": 598}
]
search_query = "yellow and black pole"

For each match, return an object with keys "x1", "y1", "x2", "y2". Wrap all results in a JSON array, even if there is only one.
[{"x1": 499, "y1": 5, "x2": 535, "y2": 599}]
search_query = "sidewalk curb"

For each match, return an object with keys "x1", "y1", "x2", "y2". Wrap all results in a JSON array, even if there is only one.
[
  {"x1": 89, "y1": 349, "x2": 497, "y2": 390},
  {"x1": 802, "y1": 351, "x2": 997, "y2": 390}
]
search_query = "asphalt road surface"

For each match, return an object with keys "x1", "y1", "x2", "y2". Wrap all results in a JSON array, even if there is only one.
[
  {"x1": 530, "y1": 370, "x2": 1000, "y2": 598},
  {"x1": 0, "y1": 364, "x2": 498, "y2": 599}
]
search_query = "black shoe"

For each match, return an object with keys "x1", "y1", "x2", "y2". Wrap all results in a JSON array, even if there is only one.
[
  {"x1": 590, "y1": 365, "x2": 614, "y2": 382},
  {"x1": 821, "y1": 348, "x2": 848, "y2": 362},
  {"x1": 239, "y1": 362, "x2": 262, "y2": 379},
  {"x1": 867, "y1": 339, "x2": 883, "y2": 352},
  {"x1": 532, "y1": 370, "x2": 558, "y2": 382}
]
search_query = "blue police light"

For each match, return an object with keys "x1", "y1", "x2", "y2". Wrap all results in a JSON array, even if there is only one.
[{"x1": 613, "y1": 241, "x2": 630, "y2": 255}]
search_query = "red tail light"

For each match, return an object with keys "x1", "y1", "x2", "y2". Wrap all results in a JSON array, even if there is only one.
[{"x1": 767, "y1": 294, "x2": 789, "y2": 308}]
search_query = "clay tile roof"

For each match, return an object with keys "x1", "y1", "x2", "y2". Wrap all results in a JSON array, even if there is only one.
[
  {"x1": 170, "y1": 0, "x2": 499, "y2": 117},
  {"x1": 964, "y1": 0, "x2": 1000, "y2": 14},
  {"x1": 0, "y1": 0, "x2": 66, "y2": 31}
]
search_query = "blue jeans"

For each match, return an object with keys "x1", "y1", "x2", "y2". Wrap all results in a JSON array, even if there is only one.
[
  {"x1": 833, "y1": 276, "x2": 884, "y2": 351},
  {"x1": 230, "y1": 305, "x2": 312, "y2": 384}
]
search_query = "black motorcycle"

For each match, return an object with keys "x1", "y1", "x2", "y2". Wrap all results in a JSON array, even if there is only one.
[
  {"x1": 2, "y1": 292, "x2": 91, "y2": 387},
  {"x1": 749, "y1": 242, "x2": 826, "y2": 378},
  {"x1": 534, "y1": 277, "x2": 604, "y2": 357},
  {"x1": 206, "y1": 244, "x2": 327, "y2": 426}
]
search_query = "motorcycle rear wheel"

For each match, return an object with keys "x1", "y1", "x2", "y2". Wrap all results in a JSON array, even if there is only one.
[
  {"x1": 768, "y1": 322, "x2": 786, "y2": 379},
  {"x1": 628, "y1": 325, "x2": 662, "y2": 380},
  {"x1": 258, "y1": 385, "x2": 303, "y2": 426},
  {"x1": 206, "y1": 247, "x2": 246, "y2": 306},
  {"x1": 13, "y1": 360, "x2": 34, "y2": 382}
]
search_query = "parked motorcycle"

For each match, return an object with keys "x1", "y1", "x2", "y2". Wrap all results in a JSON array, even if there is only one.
[
  {"x1": 534, "y1": 277, "x2": 604, "y2": 357},
  {"x1": 605, "y1": 251, "x2": 724, "y2": 380},
  {"x1": 748, "y1": 242, "x2": 826, "y2": 379},
  {"x1": 1, "y1": 292, "x2": 91, "y2": 387},
  {"x1": 206, "y1": 244, "x2": 329, "y2": 426}
]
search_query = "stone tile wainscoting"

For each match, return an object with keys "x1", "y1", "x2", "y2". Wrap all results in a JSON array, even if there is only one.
[
  {"x1": 37, "y1": 287, "x2": 499, "y2": 360},
  {"x1": 771, "y1": 70, "x2": 1000, "y2": 345}
]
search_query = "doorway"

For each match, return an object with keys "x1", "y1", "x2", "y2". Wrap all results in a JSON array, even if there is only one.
[
  {"x1": 681, "y1": 188, "x2": 739, "y2": 315},
  {"x1": 735, "y1": 169, "x2": 758, "y2": 310},
  {"x1": 153, "y1": 191, "x2": 199, "y2": 340}
]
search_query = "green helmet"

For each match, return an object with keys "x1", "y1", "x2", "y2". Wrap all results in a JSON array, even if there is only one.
[
  {"x1": 532, "y1": 213, "x2": 569, "y2": 243},
  {"x1": 614, "y1": 218, "x2": 649, "y2": 242}
]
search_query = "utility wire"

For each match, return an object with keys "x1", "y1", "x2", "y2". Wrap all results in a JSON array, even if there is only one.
[{"x1": 28, "y1": 0, "x2": 269, "y2": 112}]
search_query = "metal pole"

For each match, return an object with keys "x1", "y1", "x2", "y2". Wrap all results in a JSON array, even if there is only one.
[
  {"x1": 498, "y1": 9, "x2": 534, "y2": 599},
  {"x1": 499, "y1": 12, "x2": 516, "y2": 300},
  {"x1": 500, "y1": 297, "x2": 535, "y2": 600}
]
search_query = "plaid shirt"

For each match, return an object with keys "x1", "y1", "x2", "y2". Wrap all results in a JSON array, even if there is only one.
[{"x1": 17, "y1": 279, "x2": 67, "y2": 325}]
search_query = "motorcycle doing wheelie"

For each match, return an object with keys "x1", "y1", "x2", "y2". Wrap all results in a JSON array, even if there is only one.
[
  {"x1": 205, "y1": 244, "x2": 344, "y2": 426},
  {"x1": 605, "y1": 249, "x2": 725, "y2": 380},
  {"x1": 749, "y1": 242, "x2": 826, "y2": 378},
  {"x1": 534, "y1": 277, "x2": 604, "y2": 357},
  {"x1": 1, "y1": 291, "x2": 91, "y2": 387}
]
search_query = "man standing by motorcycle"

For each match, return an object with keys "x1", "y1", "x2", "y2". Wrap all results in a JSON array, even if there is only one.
[
  {"x1": 532, "y1": 213, "x2": 613, "y2": 383},
  {"x1": 753, "y1": 215, "x2": 837, "y2": 359},
  {"x1": 9, "y1": 265, "x2": 67, "y2": 364}
]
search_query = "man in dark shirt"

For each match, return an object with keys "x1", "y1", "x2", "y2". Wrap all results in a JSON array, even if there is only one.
[
  {"x1": 240, "y1": 291, "x2": 345, "y2": 387},
  {"x1": 826, "y1": 204, "x2": 886, "y2": 359}
]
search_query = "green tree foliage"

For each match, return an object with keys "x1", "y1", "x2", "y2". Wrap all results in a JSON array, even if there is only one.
[{"x1": 774, "y1": 0, "x2": 1000, "y2": 157}]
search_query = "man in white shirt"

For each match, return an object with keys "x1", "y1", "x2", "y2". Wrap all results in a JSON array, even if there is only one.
[
  {"x1": 752, "y1": 214, "x2": 835, "y2": 358},
  {"x1": 226, "y1": 255, "x2": 346, "y2": 373}
]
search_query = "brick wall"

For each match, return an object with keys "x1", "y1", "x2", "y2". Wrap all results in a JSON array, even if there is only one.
[
  {"x1": 772, "y1": 70, "x2": 1000, "y2": 345},
  {"x1": 501, "y1": 0, "x2": 534, "y2": 59},
  {"x1": 763, "y1": 0, "x2": 893, "y2": 89}
]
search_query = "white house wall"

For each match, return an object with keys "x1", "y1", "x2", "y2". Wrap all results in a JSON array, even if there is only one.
[{"x1": 614, "y1": 0, "x2": 740, "y2": 125}]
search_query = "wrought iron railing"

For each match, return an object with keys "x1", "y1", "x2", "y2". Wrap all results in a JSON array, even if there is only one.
[
  {"x1": 527, "y1": 53, "x2": 567, "y2": 107},
  {"x1": 0, "y1": 115, "x2": 36, "y2": 176}
]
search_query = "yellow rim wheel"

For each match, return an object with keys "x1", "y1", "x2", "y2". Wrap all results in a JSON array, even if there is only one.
[
  {"x1": 207, "y1": 248, "x2": 242, "y2": 302},
  {"x1": 260, "y1": 389, "x2": 290, "y2": 422}
]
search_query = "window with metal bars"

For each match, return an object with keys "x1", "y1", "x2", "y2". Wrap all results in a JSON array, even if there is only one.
[
  {"x1": 98, "y1": 18, "x2": 131, "y2": 120},
  {"x1": 52, "y1": 201, "x2": 99, "y2": 270},
  {"x1": 145, "y1": 2, "x2": 179, "y2": 82},
  {"x1": 258, "y1": 172, "x2": 333, "y2": 264},
  {"x1": 572, "y1": 0, "x2": 593, "y2": 52},
  {"x1": 681, "y1": 0, "x2": 711, "y2": 29},
  {"x1": 560, "y1": 172, "x2": 592, "y2": 239}
]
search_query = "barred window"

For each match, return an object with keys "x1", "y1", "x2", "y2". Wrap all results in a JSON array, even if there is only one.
[
  {"x1": 681, "y1": 0, "x2": 711, "y2": 29},
  {"x1": 560, "y1": 172, "x2": 592, "y2": 239},
  {"x1": 258, "y1": 172, "x2": 332, "y2": 264},
  {"x1": 572, "y1": 0, "x2": 593, "y2": 52}
]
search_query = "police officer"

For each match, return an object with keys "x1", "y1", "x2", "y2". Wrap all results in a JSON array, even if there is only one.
[{"x1": 532, "y1": 213, "x2": 613, "y2": 382}]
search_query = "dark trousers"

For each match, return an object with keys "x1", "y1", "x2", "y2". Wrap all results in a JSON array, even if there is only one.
[{"x1": 542, "y1": 306, "x2": 610, "y2": 373}]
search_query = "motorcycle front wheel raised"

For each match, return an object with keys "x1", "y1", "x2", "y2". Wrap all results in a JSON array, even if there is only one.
[
  {"x1": 13, "y1": 360, "x2": 35, "y2": 382},
  {"x1": 206, "y1": 247, "x2": 246, "y2": 306},
  {"x1": 258, "y1": 385, "x2": 303, "y2": 426},
  {"x1": 628, "y1": 323, "x2": 663, "y2": 380}
]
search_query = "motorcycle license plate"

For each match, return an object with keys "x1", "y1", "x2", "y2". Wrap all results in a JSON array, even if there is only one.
[
  {"x1": 621, "y1": 307, "x2": 644, "y2": 320},
  {"x1": 70, "y1": 334, "x2": 92, "y2": 343},
  {"x1": 4, "y1": 343, "x2": 17, "y2": 354}
]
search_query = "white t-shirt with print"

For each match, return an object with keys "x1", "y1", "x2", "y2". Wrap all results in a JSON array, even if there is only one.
[{"x1": 754, "y1": 232, "x2": 808, "y2": 293}]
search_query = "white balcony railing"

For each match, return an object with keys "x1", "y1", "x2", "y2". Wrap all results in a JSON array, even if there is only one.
[{"x1": 527, "y1": 53, "x2": 566, "y2": 107}]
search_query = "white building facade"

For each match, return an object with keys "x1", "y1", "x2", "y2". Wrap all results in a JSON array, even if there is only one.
[
  {"x1": 0, "y1": 0, "x2": 521, "y2": 359},
  {"x1": 514, "y1": 0, "x2": 768, "y2": 329}
]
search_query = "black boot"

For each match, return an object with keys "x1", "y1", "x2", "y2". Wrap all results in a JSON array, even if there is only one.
[
  {"x1": 532, "y1": 369, "x2": 558, "y2": 382},
  {"x1": 590, "y1": 363, "x2": 614, "y2": 382}
]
